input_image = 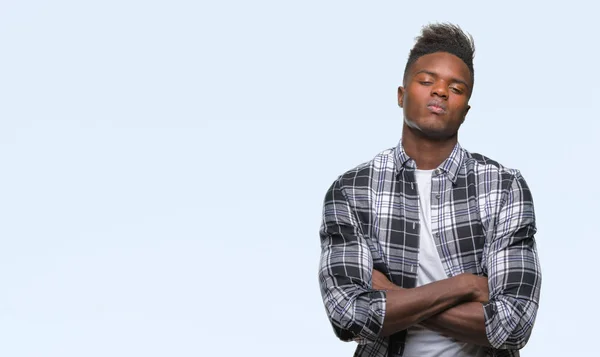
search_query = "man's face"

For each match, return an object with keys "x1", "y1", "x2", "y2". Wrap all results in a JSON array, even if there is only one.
[{"x1": 398, "y1": 52, "x2": 472, "y2": 140}]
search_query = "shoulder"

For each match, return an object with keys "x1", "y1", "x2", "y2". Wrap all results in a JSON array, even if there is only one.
[
  {"x1": 329, "y1": 147, "x2": 396, "y2": 192},
  {"x1": 465, "y1": 150, "x2": 522, "y2": 178},
  {"x1": 463, "y1": 149, "x2": 532, "y2": 198}
]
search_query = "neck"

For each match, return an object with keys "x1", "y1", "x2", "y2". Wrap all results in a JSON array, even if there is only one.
[{"x1": 401, "y1": 124, "x2": 458, "y2": 170}]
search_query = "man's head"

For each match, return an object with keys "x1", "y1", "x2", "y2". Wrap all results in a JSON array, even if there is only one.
[{"x1": 398, "y1": 23, "x2": 475, "y2": 141}]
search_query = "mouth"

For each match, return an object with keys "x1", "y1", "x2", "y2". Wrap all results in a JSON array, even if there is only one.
[{"x1": 427, "y1": 100, "x2": 447, "y2": 114}]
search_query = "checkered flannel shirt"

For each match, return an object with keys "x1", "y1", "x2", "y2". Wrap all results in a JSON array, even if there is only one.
[{"x1": 318, "y1": 141, "x2": 541, "y2": 357}]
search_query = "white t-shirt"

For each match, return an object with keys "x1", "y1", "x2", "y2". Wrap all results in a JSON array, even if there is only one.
[{"x1": 402, "y1": 169, "x2": 486, "y2": 357}]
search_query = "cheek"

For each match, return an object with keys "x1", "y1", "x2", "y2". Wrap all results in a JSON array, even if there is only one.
[
  {"x1": 404, "y1": 99, "x2": 421, "y2": 115},
  {"x1": 405, "y1": 88, "x2": 428, "y2": 110},
  {"x1": 407, "y1": 85, "x2": 429, "y2": 99},
  {"x1": 450, "y1": 100, "x2": 469, "y2": 115}
]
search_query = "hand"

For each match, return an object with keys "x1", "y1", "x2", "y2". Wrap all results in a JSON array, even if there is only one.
[{"x1": 372, "y1": 269, "x2": 399, "y2": 291}]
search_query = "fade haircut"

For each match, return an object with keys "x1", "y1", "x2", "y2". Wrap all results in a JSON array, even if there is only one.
[{"x1": 403, "y1": 23, "x2": 475, "y2": 86}]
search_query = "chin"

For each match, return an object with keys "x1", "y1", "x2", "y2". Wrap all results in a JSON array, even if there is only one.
[
  {"x1": 418, "y1": 127, "x2": 456, "y2": 140},
  {"x1": 404, "y1": 118, "x2": 457, "y2": 140}
]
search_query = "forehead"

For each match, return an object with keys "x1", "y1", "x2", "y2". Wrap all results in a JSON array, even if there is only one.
[{"x1": 408, "y1": 52, "x2": 472, "y2": 84}]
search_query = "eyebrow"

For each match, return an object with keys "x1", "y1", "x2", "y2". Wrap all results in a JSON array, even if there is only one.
[{"x1": 414, "y1": 70, "x2": 470, "y2": 90}]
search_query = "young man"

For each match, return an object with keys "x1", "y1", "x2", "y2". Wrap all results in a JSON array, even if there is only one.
[{"x1": 318, "y1": 23, "x2": 541, "y2": 357}]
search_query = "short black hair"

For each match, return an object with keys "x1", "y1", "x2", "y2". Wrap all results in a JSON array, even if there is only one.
[{"x1": 403, "y1": 23, "x2": 475, "y2": 86}]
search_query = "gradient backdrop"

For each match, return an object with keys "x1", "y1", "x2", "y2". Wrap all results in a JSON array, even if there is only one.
[{"x1": 1, "y1": 1, "x2": 597, "y2": 356}]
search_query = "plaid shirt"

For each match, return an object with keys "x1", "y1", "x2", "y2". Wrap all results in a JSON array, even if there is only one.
[{"x1": 318, "y1": 141, "x2": 541, "y2": 357}]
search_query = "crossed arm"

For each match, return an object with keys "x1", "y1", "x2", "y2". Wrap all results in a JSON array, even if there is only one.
[
  {"x1": 371, "y1": 269, "x2": 491, "y2": 346},
  {"x1": 319, "y1": 173, "x2": 541, "y2": 349}
]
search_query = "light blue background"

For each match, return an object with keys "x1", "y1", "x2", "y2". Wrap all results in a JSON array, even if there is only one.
[{"x1": 1, "y1": 1, "x2": 597, "y2": 356}]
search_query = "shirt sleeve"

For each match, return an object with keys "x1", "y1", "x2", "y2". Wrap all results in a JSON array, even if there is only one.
[
  {"x1": 483, "y1": 171, "x2": 542, "y2": 349},
  {"x1": 318, "y1": 177, "x2": 386, "y2": 344}
]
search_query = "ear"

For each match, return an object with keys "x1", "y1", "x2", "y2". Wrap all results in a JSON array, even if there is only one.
[
  {"x1": 397, "y1": 86, "x2": 405, "y2": 108},
  {"x1": 461, "y1": 105, "x2": 471, "y2": 123}
]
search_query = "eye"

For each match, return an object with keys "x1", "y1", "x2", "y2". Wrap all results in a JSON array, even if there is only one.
[
  {"x1": 419, "y1": 81, "x2": 433, "y2": 86},
  {"x1": 450, "y1": 87, "x2": 463, "y2": 94}
]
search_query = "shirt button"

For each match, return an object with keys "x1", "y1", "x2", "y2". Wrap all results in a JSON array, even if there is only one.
[{"x1": 435, "y1": 194, "x2": 441, "y2": 200}]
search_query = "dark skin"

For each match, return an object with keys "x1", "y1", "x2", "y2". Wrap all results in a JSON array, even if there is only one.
[
  {"x1": 398, "y1": 51, "x2": 471, "y2": 169},
  {"x1": 373, "y1": 271, "x2": 490, "y2": 346},
  {"x1": 373, "y1": 51, "x2": 491, "y2": 347}
]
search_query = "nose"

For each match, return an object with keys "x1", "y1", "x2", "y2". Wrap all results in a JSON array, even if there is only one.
[{"x1": 431, "y1": 81, "x2": 448, "y2": 99}]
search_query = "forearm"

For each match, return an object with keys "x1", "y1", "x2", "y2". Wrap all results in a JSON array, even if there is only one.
[
  {"x1": 420, "y1": 302, "x2": 491, "y2": 346},
  {"x1": 380, "y1": 274, "x2": 475, "y2": 337}
]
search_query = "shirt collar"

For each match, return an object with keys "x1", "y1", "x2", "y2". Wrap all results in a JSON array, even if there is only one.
[{"x1": 393, "y1": 139, "x2": 465, "y2": 184}]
